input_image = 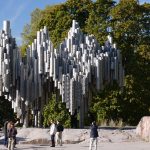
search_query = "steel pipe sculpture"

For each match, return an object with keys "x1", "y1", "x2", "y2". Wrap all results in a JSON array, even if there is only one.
[{"x1": 0, "y1": 20, "x2": 124, "y2": 127}]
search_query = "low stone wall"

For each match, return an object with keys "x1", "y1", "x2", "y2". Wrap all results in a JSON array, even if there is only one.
[{"x1": 136, "y1": 116, "x2": 150, "y2": 141}]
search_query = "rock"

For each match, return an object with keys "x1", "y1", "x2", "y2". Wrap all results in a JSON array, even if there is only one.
[
  {"x1": 136, "y1": 116, "x2": 150, "y2": 141},
  {"x1": 21, "y1": 139, "x2": 50, "y2": 144},
  {"x1": 1, "y1": 127, "x2": 139, "y2": 145},
  {"x1": 17, "y1": 128, "x2": 91, "y2": 144}
]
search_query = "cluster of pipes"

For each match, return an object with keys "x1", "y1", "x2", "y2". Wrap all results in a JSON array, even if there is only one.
[{"x1": 0, "y1": 20, "x2": 124, "y2": 127}]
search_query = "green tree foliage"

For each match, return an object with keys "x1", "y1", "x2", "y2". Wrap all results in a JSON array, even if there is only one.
[
  {"x1": 21, "y1": 8, "x2": 42, "y2": 56},
  {"x1": 122, "y1": 75, "x2": 150, "y2": 125},
  {"x1": 38, "y1": 0, "x2": 93, "y2": 47},
  {"x1": 0, "y1": 96, "x2": 15, "y2": 127},
  {"x1": 85, "y1": 0, "x2": 116, "y2": 45},
  {"x1": 91, "y1": 83, "x2": 123, "y2": 124},
  {"x1": 110, "y1": 1, "x2": 150, "y2": 69},
  {"x1": 22, "y1": 8, "x2": 42, "y2": 45},
  {"x1": 91, "y1": 73, "x2": 149, "y2": 126},
  {"x1": 91, "y1": 0, "x2": 150, "y2": 125},
  {"x1": 110, "y1": 0, "x2": 141, "y2": 67},
  {"x1": 65, "y1": 0, "x2": 93, "y2": 31},
  {"x1": 38, "y1": 4, "x2": 72, "y2": 47},
  {"x1": 19, "y1": 44, "x2": 28, "y2": 56},
  {"x1": 22, "y1": 0, "x2": 93, "y2": 48},
  {"x1": 110, "y1": 0, "x2": 150, "y2": 123},
  {"x1": 43, "y1": 94, "x2": 71, "y2": 128},
  {"x1": 138, "y1": 3, "x2": 150, "y2": 46}
]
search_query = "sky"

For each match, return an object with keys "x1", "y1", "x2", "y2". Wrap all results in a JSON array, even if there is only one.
[{"x1": 0, "y1": 0, "x2": 149, "y2": 46}]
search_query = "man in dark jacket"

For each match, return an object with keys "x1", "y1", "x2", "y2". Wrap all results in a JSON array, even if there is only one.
[
  {"x1": 56, "y1": 121, "x2": 64, "y2": 146},
  {"x1": 89, "y1": 121, "x2": 98, "y2": 150}
]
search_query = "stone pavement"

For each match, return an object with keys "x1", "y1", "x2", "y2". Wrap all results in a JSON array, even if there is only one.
[
  {"x1": 0, "y1": 142, "x2": 150, "y2": 150},
  {"x1": 0, "y1": 144, "x2": 90, "y2": 150}
]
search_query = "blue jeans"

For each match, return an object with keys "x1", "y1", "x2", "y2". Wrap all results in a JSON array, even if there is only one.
[{"x1": 4, "y1": 136, "x2": 8, "y2": 146}]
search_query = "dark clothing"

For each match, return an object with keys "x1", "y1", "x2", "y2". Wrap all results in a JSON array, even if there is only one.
[
  {"x1": 56, "y1": 123, "x2": 63, "y2": 146},
  {"x1": 56, "y1": 124, "x2": 64, "y2": 132},
  {"x1": 4, "y1": 136, "x2": 8, "y2": 147},
  {"x1": 7, "y1": 127, "x2": 17, "y2": 139},
  {"x1": 4, "y1": 121, "x2": 8, "y2": 146},
  {"x1": 7, "y1": 127, "x2": 17, "y2": 150},
  {"x1": 4, "y1": 121, "x2": 8, "y2": 136},
  {"x1": 90, "y1": 125, "x2": 98, "y2": 138},
  {"x1": 51, "y1": 134, "x2": 55, "y2": 147}
]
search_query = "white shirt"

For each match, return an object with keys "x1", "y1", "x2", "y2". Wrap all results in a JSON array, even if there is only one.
[{"x1": 50, "y1": 123, "x2": 56, "y2": 135}]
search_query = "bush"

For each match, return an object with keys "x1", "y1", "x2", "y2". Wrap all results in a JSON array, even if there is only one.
[{"x1": 43, "y1": 94, "x2": 71, "y2": 128}]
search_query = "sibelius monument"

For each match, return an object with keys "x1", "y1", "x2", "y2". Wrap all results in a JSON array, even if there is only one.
[{"x1": 0, "y1": 20, "x2": 124, "y2": 128}]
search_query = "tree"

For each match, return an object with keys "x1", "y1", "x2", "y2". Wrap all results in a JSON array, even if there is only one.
[
  {"x1": 85, "y1": 0, "x2": 116, "y2": 45},
  {"x1": 121, "y1": 74, "x2": 150, "y2": 125},
  {"x1": 22, "y1": 8, "x2": 42, "y2": 45},
  {"x1": 43, "y1": 94, "x2": 71, "y2": 128},
  {"x1": 21, "y1": 8, "x2": 42, "y2": 56},
  {"x1": 90, "y1": 83, "x2": 123, "y2": 125},
  {"x1": 109, "y1": 0, "x2": 150, "y2": 125},
  {"x1": 38, "y1": 4, "x2": 72, "y2": 47},
  {"x1": 0, "y1": 96, "x2": 15, "y2": 127},
  {"x1": 22, "y1": 0, "x2": 93, "y2": 48},
  {"x1": 65, "y1": 0, "x2": 93, "y2": 31},
  {"x1": 138, "y1": 3, "x2": 150, "y2": 45},
  {"x1": 110, "y1": 0, "x2": 141, "y2": 68}
]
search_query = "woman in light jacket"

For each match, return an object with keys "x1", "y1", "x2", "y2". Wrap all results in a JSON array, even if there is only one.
[{"x1": 49, "y1": 120, "x2": 56, "y2": 147}]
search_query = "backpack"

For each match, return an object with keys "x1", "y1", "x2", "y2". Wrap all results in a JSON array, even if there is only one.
[
  {"x1": 60, "y1": 125, "x2": 64, "y2": 132},
  {"x1": 57, "y1": 124, "x2": 64, "y2": 132}
]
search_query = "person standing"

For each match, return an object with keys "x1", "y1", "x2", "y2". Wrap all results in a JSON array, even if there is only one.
[
  {"x1": 14, "y1": 120, "x2": 19, "y2": 148},
  {"x1": 56, "y1": 121, "x2": 64, "y2": 146},
  {"x1": 49, "y1": 120, "x2": 56, "y2": 147},
  {"x1": 3, "y1": 120, "x2": 9, "y2": 147},
  {"x1": 7, "y1": 123, "x2": 17, "y2": 150},
  {"x1": 89, "y1": 121, "x2": 99, "y2": 150}
]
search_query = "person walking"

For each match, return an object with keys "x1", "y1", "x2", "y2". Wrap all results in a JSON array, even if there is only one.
[
  {"x1": 3, "y1": 120, "x2": 9, "y2": 147},
  {"x1": 7, "y1": 123, "x2": 17, "y2": 150},
  {"x1": 49, "y1": 120, "x2": 56, "y2": 147},
  {"x1": 89, "y1": 121, "x2": 99, "y2": 150},
  {"x1": 56, "y1": 121, "x2": 64, "y2": 146}
]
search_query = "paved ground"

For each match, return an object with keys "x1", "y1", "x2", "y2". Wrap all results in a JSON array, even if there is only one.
[
  {"x1": 1, "y1": 129, "x2": 150, "y2": 150},
  {"x1": 0, "y1": 142, "x2": 150, "y2": 150}
]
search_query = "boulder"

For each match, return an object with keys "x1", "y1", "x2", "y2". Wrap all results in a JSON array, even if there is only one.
[{"x1": 136, "y1": 116, "x2": 150, "y2": 141}]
